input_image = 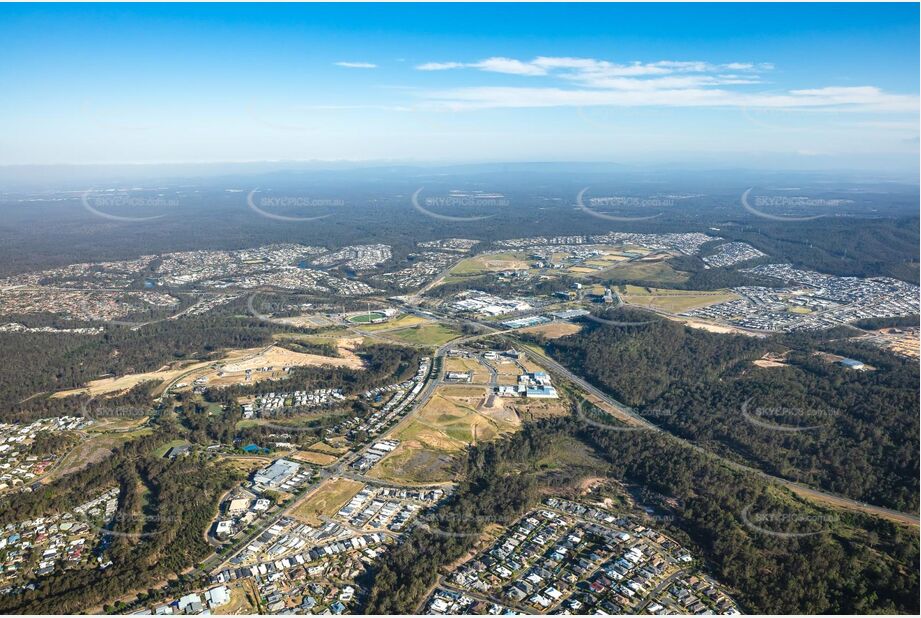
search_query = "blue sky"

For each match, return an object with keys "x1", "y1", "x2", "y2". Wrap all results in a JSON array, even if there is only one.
[{"x1": 0, "y1": 3, "x2": 918, "y2": 172}]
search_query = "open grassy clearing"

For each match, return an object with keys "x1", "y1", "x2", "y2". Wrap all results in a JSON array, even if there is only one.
[
  {"x1": 218, "y1": 456, "x2": 274, "y2": 475},
  {"x1": 370, "y1": 386, "x2": 524, "y2": 484},
  {"x1": 355, "y1": 313, "x2": 428, "y2": 331},
  {"x1": 272, "y1": 331, "x2": 348, "y2": 345},
  {"x1": 367, "y1": 445, "x2": 456, "y2": 484},
  {"x1": 673, "y1": 316, "x2": 768, "y2": 337},
  {"x1": 567, "y1": 266, "x2": 598, "y2": 274},
  {"x1": 753, "y1": 359, "x2": 789, "y2": 368},
  {"x1": 275, "y1": 325, "x2": 353, "y2": 339},
  {"x1": 450, "y1": 252, "x2": 531, "y2": 275},
  {"x1": 377, "y1": 323, "x2": 460, "y2": 347},
  {"x1": 621, "y1": 285, "x2": 739, "y2": 313},
  {"x1": 506, "y1": 397, "x2": 570, "y2": 422},
  {"x1": 394, "y1": 391, "x2": 517, "y2": 450},
  {"x1": 385, "y1": 389, "x2": 520, "y2": 469},
  {"x1": 42, "y1": 428, "x2": 154, "y2": 483},
  {"x1": 495, "y1": 373, "x2": 522, "y2": 386},
  {"x1": 291, "y1": 478, "x2": 364, "y2": 526},
  {"x1": 289, "y1": 450, "x2": 339, "y2": 466},
  {"x1": 220, "y1": 340, "x2": 363, "y2": 372},
  {"x1": 533, "y1": 435, "x2": 608, "y2": 473},
  {"x1": 438, "y1": 385, "x2": 489, "y2": 398},
  {"x1": 517, "y1": 357, "x2": 546, "y2": 374},
  {"x1": 437, "y1": 273, "x2": 481, "y2": 285},
  {"x1": 267, "y1": 314, "x2": 335, "y2": 328},
  {"x1": 443, "y1": 357, "x2": 490, "y2": 383},
  {"x1": 84, "y1": 416, "x2": 150, "y2": 433},
  {"x1": 596, "y1": 260, "x2": 690, "y2": 284},
  {"x1": 306, "y1": 440, "x2": 350, "y2": 455}
]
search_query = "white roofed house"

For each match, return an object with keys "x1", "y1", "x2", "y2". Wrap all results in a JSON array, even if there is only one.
[{"x1": 204, "y1": 585, "x2": 231, "y2": 609}]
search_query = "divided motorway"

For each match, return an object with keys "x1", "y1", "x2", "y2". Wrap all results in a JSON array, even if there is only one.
[{"x1": 522, "y1": 344, "x2": 920, "y2": 527}]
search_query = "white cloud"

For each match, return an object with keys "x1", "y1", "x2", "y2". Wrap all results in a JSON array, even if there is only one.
[
  {"x1": 419, "y1": 85, "x2": 918, "y2": 113},
  {"x1": 410, "y1": 55, "x2": 917, "y2": 114},
  {"x1": 334, "y1": 61, "x2": 377, "y2": 69},
  {"x1": 417, "y1": 56, "x2": 768, "y2": 79},
  {"x1": 416, "y1": 61, "x2": 465, "y2": 71},
  {"x1": 474, "y1": 57, "x2": 547, "y2": 76},
  {"x1": 531, "y1": 56, "x2": 609, "y2": 70},
  {"x1": 416, "y1": 57, "x2": 546, "y2": 75}
]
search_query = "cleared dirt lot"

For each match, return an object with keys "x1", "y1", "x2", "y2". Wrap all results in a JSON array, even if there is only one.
[
  {"x1": 674, "y1": 317, "x2": 767, "y2": 337},
  {"x1": 53, "y1": 339, "x2": 364, "y2": 398},
  {"x1": 520, "y1": 322, "x2": 583, "y2": 340},
  {"x1": 371, "y1": 386, "x2": 521, "y2": 484},
  {"x1": 291, "y1": 478, "x2": 364, "y2": 526},
  {"x1": 221, "y1": 339, "x2": 363, "y2": 372},
  {"x1": 443, "y1": 357, "x2": 490, "y2": 383}
]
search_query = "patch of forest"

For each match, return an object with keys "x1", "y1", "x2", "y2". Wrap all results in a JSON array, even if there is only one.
[
  {"x1": 853, "y1": 315, "x2": 920, "y2": 330},
  {"x1": 0, "y1": 315, "x2": 283, "y2": 418},
  {"x1": 543, "y1": 312, "x2": 920, "y2": 511},
  {"x1": 716, "y1": 217, "x2": 920, "y2": 284},
  {"x1": 0, "y1": 428, "x2": 240, "y2": 614}
]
